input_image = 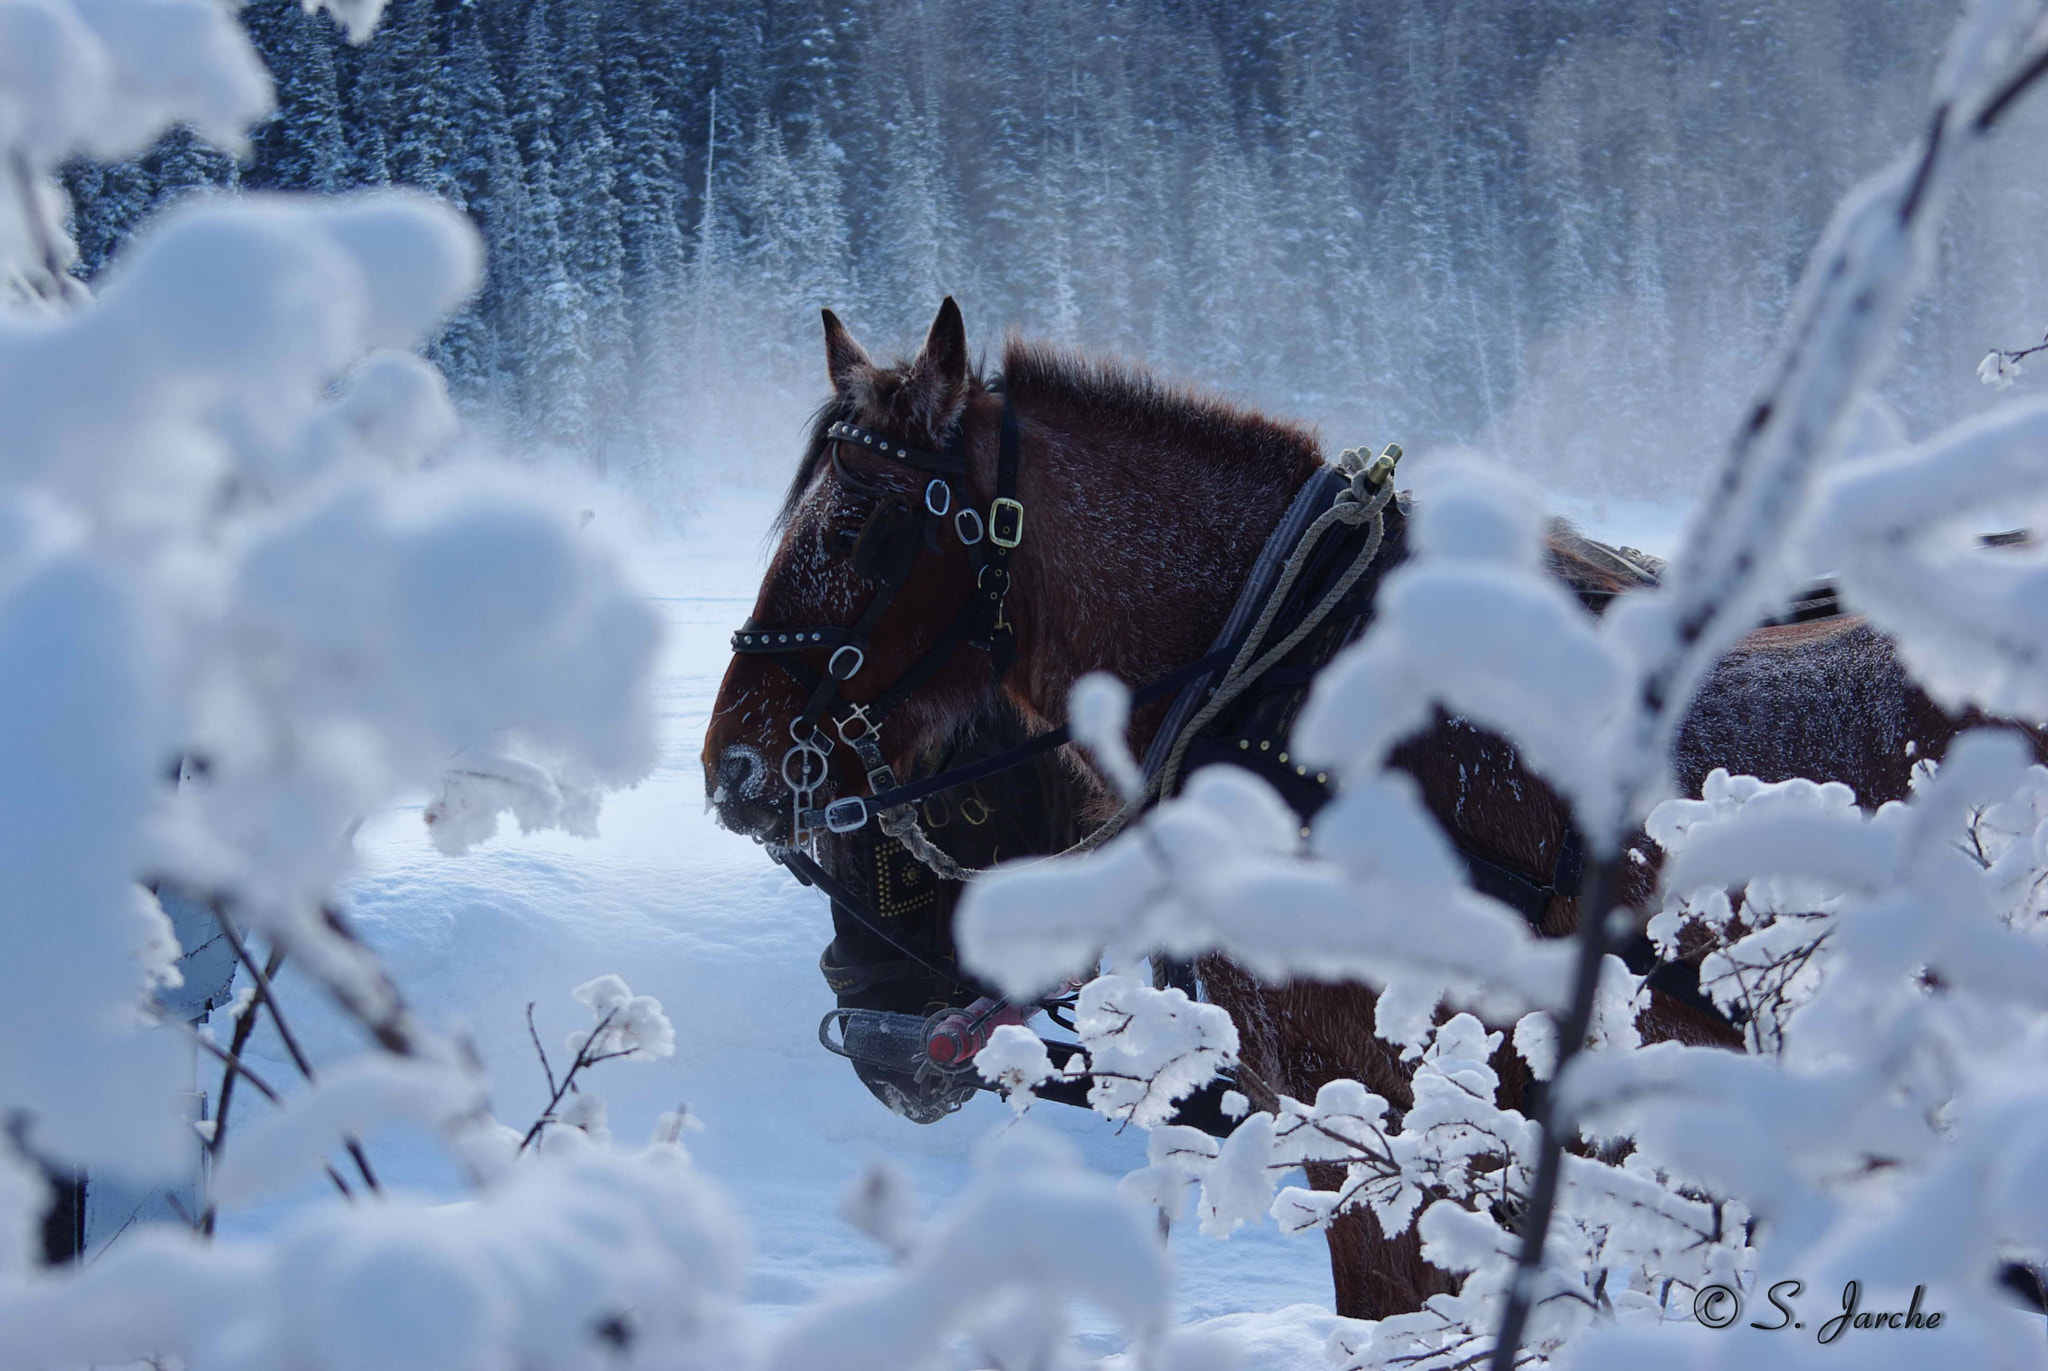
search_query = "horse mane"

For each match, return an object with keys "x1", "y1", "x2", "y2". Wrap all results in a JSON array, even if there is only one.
[
  {"x1": 999, "y1": 337, "x2": 1324, "y2": 481},
  {"x1": 774, "y1": 393, "x2": 861, "y2": 531},
  {"x1": 777, "y1": 333, "x2": 1637, "y2": 610}
]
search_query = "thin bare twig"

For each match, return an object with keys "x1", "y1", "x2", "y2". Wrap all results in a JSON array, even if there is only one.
[
  {"x1": 526, "y1": 1002, "x2": 559, "y2": 1099},
  {"x1": 1986, "y1": 328, "x2": 2048, "y2": 372},
  {"x1": 211, "y1": 948, "x2": 281, "y2": 1135},
  {"x1": 517, "y1": 1007, "x2": 622, "y2": 1153},
  {"x1": 187, "y1": 1011, "x2": 356, "y2": 1204},
  {"x1": 206, "y1": 897, "x2": 382, "y2": 1196}
]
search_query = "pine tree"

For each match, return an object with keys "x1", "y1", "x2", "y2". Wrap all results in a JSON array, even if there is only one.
[
  {"x1": 555, "y1": 0, "x2": 628, "y2": 473},
  {"x1": 60, "y1": 158, "x2": 155, "y2": 277},
  {"x1": 505, "y1": 0, "x2": 589, "y2": 458},
  {"x1": 241, "y1": 0, "x2": 350, "y2": 193},
  {"x1": 432, "y1": 0, "x2": 526, "y2": 406},
  {"x1": 612, "y1": 46, "x2": 691, "y2": 492},
  {"x1": 143, "y1": 126, "x2": 241, "y2": 218}
]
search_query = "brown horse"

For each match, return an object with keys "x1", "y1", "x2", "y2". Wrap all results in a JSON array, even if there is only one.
[{"x1": 703, "y1": 300, "x2": 1970, "y2": 1320}]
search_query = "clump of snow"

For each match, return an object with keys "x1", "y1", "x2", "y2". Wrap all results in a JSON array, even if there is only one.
[
  {"x1": 1074, "y1": 976, "x2": 1238, "y2": 1129},
  {"x1": 0, "y1": 1143, "x2": 750, "y2": 1371},
  {"x1": 1296, "y1": 454, "x2": 1627, "y2": 837},
  {"x1": 766, "y1": 1127, "x2": 1188, "y2": 1371},
  {"x1": 1072, "y1": 671, "x2": 1145, "y2": 802},
  {"x1": 1977, "y1": 348, "x2": 2022, "y2": 389},
  {"x1": 977, "y1": 1021, "x2": 1058, "y2": 1110},
  {"x1": 566, "y1": 974, "x2": 674, "y2": 1063}
]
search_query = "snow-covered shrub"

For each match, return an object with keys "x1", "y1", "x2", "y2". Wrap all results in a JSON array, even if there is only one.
[
  {"x1": 1, "y1": 6, "x2": 1235, "y2": 1371},
  {"x1": 959, "y1": 5, "x2": 2048, "y2": 1369},
  {"x1": 0, "y1": 2, "x2": 751, "y2": 1366}
]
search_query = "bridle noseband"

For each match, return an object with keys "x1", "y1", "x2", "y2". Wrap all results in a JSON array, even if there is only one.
[{"x1": 731, "y1": 396, "x2": 1024, "y2": 853}]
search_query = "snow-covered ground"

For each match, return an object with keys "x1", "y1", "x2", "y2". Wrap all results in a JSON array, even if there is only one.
[{"x1": 221, "y1": 483, "x2": 1357, "y2": 1364}]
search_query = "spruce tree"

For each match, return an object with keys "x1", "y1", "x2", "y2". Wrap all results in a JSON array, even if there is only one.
[
  {"x1": 555, "y1": 0, "x2": 628, "y2": 473},
  {"x1": 433, "y1": 0, "x2": 526, "y2": 408},
  {"x1": 143, "y1": 126, "x2": 241, "y2": 218},
  {"x1": 241, "y1": 0, "x2": 350, "y2": 193}
]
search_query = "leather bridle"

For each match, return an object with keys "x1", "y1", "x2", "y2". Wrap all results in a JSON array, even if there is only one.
[{"x1": 730, "y1": 395, "x2": 1024, "y2": 853}]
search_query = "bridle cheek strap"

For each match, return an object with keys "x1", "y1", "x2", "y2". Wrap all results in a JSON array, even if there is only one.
[{"x1": 729, "y1": 395, "x2": 1025, "y2": 834}]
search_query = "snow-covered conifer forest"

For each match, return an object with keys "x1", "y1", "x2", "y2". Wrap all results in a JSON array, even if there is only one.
[
  {"x1": 55, "y1": 0, "x2": 2048, "y2": 509},
  {"x1": 8, "y1": 0, "x2": 2048, "y2": 1369}
]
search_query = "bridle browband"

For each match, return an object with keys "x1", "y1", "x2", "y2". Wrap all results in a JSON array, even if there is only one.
[{"x1": 731, "y1": 396, "x2": 1025, "y2": 853}]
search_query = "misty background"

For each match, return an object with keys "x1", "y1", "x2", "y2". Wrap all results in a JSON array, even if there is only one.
[{"x1": 61, "y1": 0, "x2": 2048, "y2": 522}]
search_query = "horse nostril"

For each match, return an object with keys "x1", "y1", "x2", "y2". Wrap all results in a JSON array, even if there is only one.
[
  {"x1": 714, "y1": 745, "x2": 766, "y2": 800},
  {"x1": 708, "y1": 744, "x2": 787, "y2": 841}
]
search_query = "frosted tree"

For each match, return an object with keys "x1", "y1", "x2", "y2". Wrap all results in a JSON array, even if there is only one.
[
  {"x1": 555, "y1": 0, "x2": 628, "y2": 473},
  {"x1": 242, "y1": 0, "x2": 351, "y2": 195},
  {"x1": 144, "y1": 124, "x2": 242, "y2": 216},
  {"x1": 1185, "y1": 140, "x2": 1272, "y2": 391},
  {"x1": 858, "y1": 70, "x2": 965, "y2": 344},
  {"x1": 503, "y1": 0, "x2": 590, "y2": 458},
  {"x1": 59, "y1": 155, "x2": 154, "y2": 277},
  {"x1": 431, "y1": 0, "x2": 526, "y2": 409},
  {"x1": 611, "y1": 49, "x2": 691, "y2": 491}
]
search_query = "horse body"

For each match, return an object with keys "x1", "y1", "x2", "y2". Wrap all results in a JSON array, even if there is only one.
[{"x1": 703, "y1": 300, "x2": 1971, "y2": 1322}]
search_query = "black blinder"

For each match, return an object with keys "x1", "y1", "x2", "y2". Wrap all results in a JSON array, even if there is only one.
[{"x1": 851, "y1": 500, "x2": 924, "y2": 584}]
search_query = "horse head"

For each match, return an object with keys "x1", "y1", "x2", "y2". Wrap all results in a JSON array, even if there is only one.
[{"x1": 703, "y1": 300, "x2": 1006, "y2": 844}]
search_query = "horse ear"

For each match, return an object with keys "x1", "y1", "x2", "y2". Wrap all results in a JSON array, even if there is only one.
[
  {"x1": 905, "y1": 297, "x2": 969, "y2": 430},
  {"x1": 822, "y1": 308, "x2": 871, "y2": 392}
]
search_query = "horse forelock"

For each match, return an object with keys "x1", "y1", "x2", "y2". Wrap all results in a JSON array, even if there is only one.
[{"x1": 776, "y1": 355, "x2": 992, "y2": 533}]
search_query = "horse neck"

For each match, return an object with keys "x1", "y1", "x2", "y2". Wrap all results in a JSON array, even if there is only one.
[{"x1": 998, "y1": 397, "x2": 1321, "y2": 748}]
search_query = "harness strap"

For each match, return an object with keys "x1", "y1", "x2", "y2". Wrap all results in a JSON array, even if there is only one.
[
  {"x1": 869, "y1": 606, "x2": 982, "y2": 722},
  {"x1": 734, "y1": 395, "x2": 1024, "y2": 749},
  {"x1": 801, "y1": 645, "x2": 1236, "y2": 834},
  {"x1": 966, "y1": 399, "x2": 1023, "y2": 681},
  {"x1": 825, "y1": 420, "x2": 967, "y2": 476},
  {"x1": 793, "y1": 556, "x2": 917, "y2": 731},
  {"x1": 775, "y1": 846, "x2": 981, "y2": 997},
  {"x1": 1462, "y1": 827, "x2": 1735, "y2": 1027}
]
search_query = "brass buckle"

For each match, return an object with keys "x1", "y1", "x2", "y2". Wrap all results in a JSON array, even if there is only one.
[{"x1": 989, "y1": 497, "x2": 1025, "y2": 549}]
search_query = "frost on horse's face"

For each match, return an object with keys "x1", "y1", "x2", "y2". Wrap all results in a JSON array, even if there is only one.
[{"x1": 704, "y1": 302, "x2": 990, "y2": 843}]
